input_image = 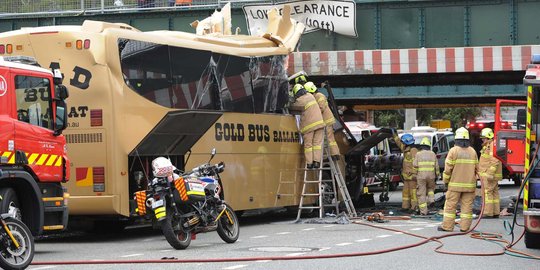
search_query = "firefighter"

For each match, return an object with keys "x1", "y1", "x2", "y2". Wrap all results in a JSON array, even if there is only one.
[
  {"x1": 413, "y1": 137, "x2": 439, "y2": 215},
  {"x1": 478, "y1": 127, "x2": 502, "y2": 218},
  {"x1": 393, "y1": 132, "x2": 419, "y2": 211},
  {"x1": 438, "y1": 127, "x2": 479, "y2": 232},
  {"x1": 289, "y1": 84, "x2": 325, "y2": 169},
  {"x1": 304, "y1": 81, "x2": 340, "y2": 160}
]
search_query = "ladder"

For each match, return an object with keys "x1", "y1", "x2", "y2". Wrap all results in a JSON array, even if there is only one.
[{"x1": 295, "y1": 130, "x2": 357, "y2": 221}]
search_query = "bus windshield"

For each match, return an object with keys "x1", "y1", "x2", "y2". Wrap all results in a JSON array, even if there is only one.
[{"x1": 118, "y1": 38, "x2": 289, "y2": 113}]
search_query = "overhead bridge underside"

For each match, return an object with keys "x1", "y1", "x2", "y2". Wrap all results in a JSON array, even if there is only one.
[
  {"x1": 317, "y1": 71, "x2": 525, "y2": 107},
  {"x1": 288, "y1": 45, "x2": 538, "y2": 106}
]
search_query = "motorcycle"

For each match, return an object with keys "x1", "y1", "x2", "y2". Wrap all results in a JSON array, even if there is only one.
[
  {"x1": 0, "y1": 211, "x2": 34, "y2": 270},
  {"x1": 135, "y1": 149, "x2": 239, "y2": 250}
]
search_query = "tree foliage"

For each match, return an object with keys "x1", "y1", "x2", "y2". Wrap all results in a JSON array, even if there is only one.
[
  {"x1": 374, "y1": 108, "x2": 482, "y2": 130},
  {"x1": 416, "y1": 107, "x2": 482, "y2": 129}
]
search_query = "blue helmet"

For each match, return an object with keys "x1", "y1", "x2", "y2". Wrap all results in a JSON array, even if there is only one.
[{"x1": 401, "y1": 133, "x2": 415, "y2": 145}]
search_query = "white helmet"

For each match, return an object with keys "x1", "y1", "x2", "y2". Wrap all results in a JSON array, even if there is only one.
[{"x1": 152, "y1": 157, "x2": 176, "y2": 177}]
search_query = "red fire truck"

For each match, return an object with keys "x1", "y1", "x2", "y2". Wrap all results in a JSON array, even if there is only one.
[
  {"x1": 500, "y1": 54, "x2": 540, "y2": 248},
  {"x1": 0, "y1": 56, "x2": 69, "y2": 235}
]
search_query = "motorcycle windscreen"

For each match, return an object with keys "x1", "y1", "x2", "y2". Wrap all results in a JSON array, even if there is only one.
[
  {"x1": 346, "y1": 128, "x2": 393, "y2": 156},
  {"x1": 130, "y1": 110, "x2": 223, "y2": 156}
]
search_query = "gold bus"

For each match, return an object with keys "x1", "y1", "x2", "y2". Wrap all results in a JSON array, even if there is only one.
[{"x1": 0, "y1": 7, "x2": 315, "y2": 229}]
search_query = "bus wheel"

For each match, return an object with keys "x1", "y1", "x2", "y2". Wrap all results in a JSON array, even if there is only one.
[
  {"x1": 524, "y1": 230, "x2": 540, "y2": 249},
  {"x1": 389, "y1": 181, "x2": 399, "y2": 191},
  {"x1": 0, "y1": 188, "x2": 22, "y2": 220}
]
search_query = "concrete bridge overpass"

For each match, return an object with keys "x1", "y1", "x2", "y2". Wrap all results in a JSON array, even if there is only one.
[{"x1": 292, "y1": 44, "x2": 539, "y2": 106}]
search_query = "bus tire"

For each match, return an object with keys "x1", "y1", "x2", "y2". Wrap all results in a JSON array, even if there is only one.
[
  {"x1": 389, "y1": 181, "x2": 399, "y2": 191},
  {"x1": 524, "y1": 230, "x2": 540, "y2": 249},
  {"x1": 0, "y1": 188, "x2": 22, "y2": 220}
]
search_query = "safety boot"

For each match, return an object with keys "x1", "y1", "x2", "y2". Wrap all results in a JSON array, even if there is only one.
[{"x1": 312, "y1": 161, "x2": 320, "y2": 169}]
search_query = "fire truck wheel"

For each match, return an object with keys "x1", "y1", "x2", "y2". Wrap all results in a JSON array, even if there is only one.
[
  {"x1": 524, "y1": 230, "x2": 540, "y2": 249},
  {"x1": 0, "y1": 188, "x2": 22, "y2": 220}
]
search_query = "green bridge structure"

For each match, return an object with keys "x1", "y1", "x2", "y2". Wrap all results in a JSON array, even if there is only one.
[{"x1": 1, "y1": 0, "x2": 540, "y2": 107}]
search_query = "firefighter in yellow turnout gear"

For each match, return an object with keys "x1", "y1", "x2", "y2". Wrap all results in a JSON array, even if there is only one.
[
  {"x1": 289, "y1": 84, "x2": 325, "y2": 169},
  {"x1": 393, "y1": 133, "x2": 419, "y2": 211},
  {"x1": 438, "y1": 127, "x2": 479, "y2": 232},
  {"x1": 304, "y1": 81, "x2": 339, "y2": 159},
  {"x1": 478, "y1": 128, "x2": 502, "y2": 218},
  {"x1": 413, "y1": 137, "x2": 439, "y2": 215}
]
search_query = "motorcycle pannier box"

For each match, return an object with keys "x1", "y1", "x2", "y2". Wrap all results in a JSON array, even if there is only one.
[{"x1": 173, "y1": 177, "x2": 206, "y2": 203}]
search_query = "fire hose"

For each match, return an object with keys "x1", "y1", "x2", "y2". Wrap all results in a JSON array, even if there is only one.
[{"x1": 32, "y1": 159, "x2": 540, "y2": 266}]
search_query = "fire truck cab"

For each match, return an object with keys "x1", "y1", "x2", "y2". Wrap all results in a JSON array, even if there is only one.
[{"x1": 0, "y1": 56, "x2": 70, "y2": 235}]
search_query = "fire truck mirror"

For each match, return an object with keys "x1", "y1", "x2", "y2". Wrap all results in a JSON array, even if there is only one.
[
  {"x1": 54, "y1": 100, "x2": 68, "y2": 135},
  {"x1": 517, "y1": 109, "x2": 526, "y2": 130},
  {"x1": 55, "y1": 85, "x2": 69, "y2": 100}
]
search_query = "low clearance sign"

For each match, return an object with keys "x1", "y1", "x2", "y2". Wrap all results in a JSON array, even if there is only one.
[{"x1": 243, "y1": 0, "x2": 357, "y2": 37}]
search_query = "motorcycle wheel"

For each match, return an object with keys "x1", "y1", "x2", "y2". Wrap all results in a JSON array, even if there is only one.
[
  {"x1": 0, "y1": 217, "x2": 34, "y2": 270},
  {"x1": 216, "y1": 203, "x2": 239, "y2": 243},
  {"x1": 161, "y1": 209, "x2": 192, "y2": 250}
]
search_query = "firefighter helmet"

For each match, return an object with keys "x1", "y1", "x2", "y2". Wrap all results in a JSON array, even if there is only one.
[
  {"x1": 420, "y1": 137, "x2": 431, "y2": 147},
  {"x1": 455, "y1": 127, "x2": 470, "y2": 140},
  {"x1": 292, "y1": 84, "x2": 304, "y2": 95},
  {"x1": 304, "y1": 81, "x2": 317, "y2": 93},
  {"x1": 401, "y1": 134, "x2": 415, "y2": 145},
  {"x1": 152, "y1": 157, "x2": 176, "y2": 177},
  {"x1": 480, "y1": 127, "x2": 494, "y2": 139},
  {"x1": 295, "y1": 74, "x2": 308, "y2": 84}
]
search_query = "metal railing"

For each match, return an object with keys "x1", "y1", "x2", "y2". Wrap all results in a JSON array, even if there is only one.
[{"x1": 0, "y1": 0, "x2": 278, "y2": 18}]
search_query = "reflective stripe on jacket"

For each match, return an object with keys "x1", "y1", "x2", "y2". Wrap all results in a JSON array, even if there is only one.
[
  {"x1": 313, "y1": 92, "x2": 335, "y2": 126},
  {"x1": 289, "y1": 93, "x2": 325, "y2": 134},
  {"x1": 413, "y1": 149, "x2": 439, "y2": 180},
  {"x1": 443, "y1": 145, "x2": 479, "y2": 192},
  {"x1": 479, "y1": 140, "x2": 503, "y2": 181}
]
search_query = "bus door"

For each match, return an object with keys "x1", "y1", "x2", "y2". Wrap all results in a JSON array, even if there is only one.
[{"x1": 494, "y1": 99, "x2": 526, "y2": 174}]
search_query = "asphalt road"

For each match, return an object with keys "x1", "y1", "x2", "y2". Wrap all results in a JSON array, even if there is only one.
[{"x1": 29, "y1": 180, "x2": 540, "y2": 270}]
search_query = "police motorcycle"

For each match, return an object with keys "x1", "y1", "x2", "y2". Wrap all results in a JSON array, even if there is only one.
[
  {"x1": 0, "y1": 205, "x2": 34, "y2": 270},
  {"x1": 134, "y1": 149, "x2": 239, "y2": 249}
]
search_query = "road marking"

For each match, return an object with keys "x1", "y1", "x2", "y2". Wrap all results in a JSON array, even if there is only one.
[
  {"x1": 142, "y1": 238, "x2": 154, "y2": 242},
  {"x1": 251, "y1": 235, "x2": 269, "y2": 239},
  {"x1": 276, "y1": 232, "x2": 291, "y2": 235},
  {"x1": 319, "y1": 247, "x2": 332, "y2": 251},
  {"x1": 410, "y1": 228, "x2": 424, "y2": 231},
  {"x1": 336, "y1": 242, "x2": 353, "y2": 246},
  {"x1": 32, "y1": 266, "x2": 57, "y2": 270},
  {"x1": 394, "y1": 232, "x2": 404, "y2": 235},
  {"x1": 121, "y1": 253, "x2": 144, "y2": 258},
  {"x1": 286, "y1": 252, "x2": 306, "y2": 256},
  {"x1": 256, "y1": 260, "x2": 272, "y2": 263},
  {"x1": 160, "y1": 249, "x2": 174, "y2": 252},
  {"x1": 223, "y1": 265, "x2": 248, "y2": 269},
  {"x1": 323, "y1": 225, "x2": 336, "y2": 228},
  {"x1": 408, "y1": 221, "x2": 428, "y2": 224},
  {"x1": 195, "y1": 243, "x2": 212, "y2": 247},
  {"x1": 424, "y1": 224, "x2": 437, "y2": 227},
  {"x1": 376, "y1": 235, "x2": 392, "y2": 238},
  {"x1": 355, "y1": 239, "x2": 372, "y2": 242},
  {"x1": 302, "y1": 228, "x2": 315, "y2": 231}
]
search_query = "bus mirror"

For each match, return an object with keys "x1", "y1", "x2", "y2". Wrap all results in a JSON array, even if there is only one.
[
  {"x1": 517, "y1": 109, "x2": 526, "y2": 130},
  {"x1": 55, "y1": 85, "x2": 69, "y2": 100}
]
